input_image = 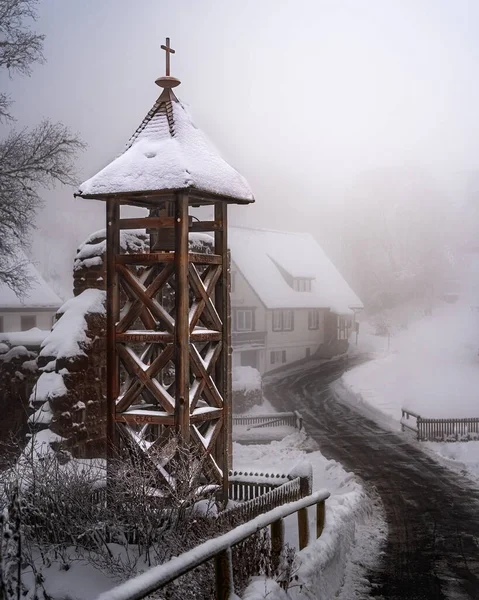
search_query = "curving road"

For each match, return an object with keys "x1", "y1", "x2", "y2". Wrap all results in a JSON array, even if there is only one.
[{"x1": 264, "y1": 357, "x2": 479, "y2": 600}]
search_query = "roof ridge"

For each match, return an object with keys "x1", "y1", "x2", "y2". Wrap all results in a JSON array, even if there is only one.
[{"x1": 124, "y1": 98, "x2": 177, "y2": 151}]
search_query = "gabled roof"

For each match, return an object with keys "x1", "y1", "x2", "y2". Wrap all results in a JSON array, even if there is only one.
[
  {"x1": 229, "y1": 227, "x2": 363, "y2": 314},
  {"x1": 0, "y1": 251, "x2": 63, "y2": 310},
  {"x1": 77, "y1": 92, "x2": 254, "y2": 203}
]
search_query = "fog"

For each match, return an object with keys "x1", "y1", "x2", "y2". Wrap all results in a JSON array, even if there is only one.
[{"x1": 3, "y1": 0, "x2": 479, "y2": 301}]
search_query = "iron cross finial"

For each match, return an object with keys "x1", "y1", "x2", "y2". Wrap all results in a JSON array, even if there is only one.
[{"x1": 161, "y1": 37, "x2": 175, "y2": 77}]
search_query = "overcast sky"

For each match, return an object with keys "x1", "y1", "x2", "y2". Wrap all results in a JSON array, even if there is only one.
[{"x1": 3, "y1": 0, "x2": 479, "y2": 295}]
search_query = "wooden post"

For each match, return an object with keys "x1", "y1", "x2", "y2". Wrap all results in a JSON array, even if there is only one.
[
  {"x1": 298, "y1": 507, "x2": 309, "y2": 550},
  {"x1": 175, "y1": 192, "x2": 190, "y2": 441},
  {"x1": 214, "y1": 202, "x2": 230, "y2": 500},
  {"x1": 215, "y1": 548, "x2": 233, "y2": 600},
  {"x1": 106, "y1": 197, "x2": 120, "y2": 475},
  {"x1": 271, "y1": 518, "x2": 284, "y2": 573},
  {"x1": 316, "y1": 500, "x2": 325, "y2": 538}
]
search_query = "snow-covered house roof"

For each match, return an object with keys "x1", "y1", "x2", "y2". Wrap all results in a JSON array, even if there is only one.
[
  {"x1": 0, "y1": 252, "x2": 62, "y2": 310},
  {"x1": 229, "y1": 227, "x2": 363, "y2": 314},
  {"x1": 77, "y1": 85, "x2": 254, "y2": 204}
]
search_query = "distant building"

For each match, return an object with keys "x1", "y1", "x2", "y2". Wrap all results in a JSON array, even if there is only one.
[
  {"x1": 229, "y1": 227, "x2": 363, "y2": 374},
  {"x1": 0, "y1": 252, "x2": 62, "y2": 334}
]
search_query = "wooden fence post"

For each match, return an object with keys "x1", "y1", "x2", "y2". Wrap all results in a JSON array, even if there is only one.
[
  {"x1": 316, "y1": 500, "x2": 325, "y2": 538},
  {"x1": 298, "y1": 507, "x2": 309, "y2": 550},
  {"x1": 271, "y1": 518, "x2": 284, "y2": 573},
  {"x1": 215, "y1": 548, "x2": 233, "y2": 600}
]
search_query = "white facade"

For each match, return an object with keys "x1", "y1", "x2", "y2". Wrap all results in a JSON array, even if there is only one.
[
  {"x1": 231, "y1": 261, "x2": 329, "y2": 374},
  {"x1": 229, "y1": 227, "x2": 363, "y2": 375},
  {"x1": 0, "y1": 310, "x2": 56, "y2": 334},
  {"x1": 0, "y1": 253, "x2": 62, "y2": 336}
]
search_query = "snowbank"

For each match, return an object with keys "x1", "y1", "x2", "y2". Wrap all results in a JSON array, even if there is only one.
[
  {"x1": 0, "y1": 328, "x2": 50, "y2": 348},
  {"x1": 340, "y1": 304, "x2": 479, "y2": 422},
  {"x1": 233, "y1": 366, "x2": 262, "y2": 393},
  {"x1": 234, "y1": 433, "x2": 382, "y2": 597},
  {"x1": 423, "y1": 441, "x2": 479, "y2": 484}
]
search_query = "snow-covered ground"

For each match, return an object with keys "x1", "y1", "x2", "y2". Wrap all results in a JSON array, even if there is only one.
[
  {"x1": 18, "y1": 428, "x2": 382, "y2": 599},
  {"x1": 337, "y1": 301, "x2": 479, "y2": 483},
  {"x1": 341, "y1": 303, "x2": 479, "y2": 423},
  {"x1": 235, "y1": 433, "x2": 385, "y2": 599}
]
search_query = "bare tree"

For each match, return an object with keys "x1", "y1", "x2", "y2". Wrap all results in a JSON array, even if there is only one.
[{"x1": 0, "y1": 0, "x2": 84, "y2": 294}]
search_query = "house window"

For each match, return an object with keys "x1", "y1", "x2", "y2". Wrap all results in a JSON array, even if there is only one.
[
  {"x1": 293, "y1": 278, "x2": 312, "y2": 292},
  {"x1": 283, "y1": 310, "x2": 293, "y2": 331},
  {"x1": 236, "y1": 309, "x2": 253, "y2": 332},
  {"x1": 308, "y1": 310, "x2": 319, "y2": 330},
  {"x1": 272, "y1": 310, "x2": 282, "y2": 332},
  {"x1": 21, "y1": 315, "x2": 36, "y2": 331},
  {"x1": 337, "y1": 316, "x2": 352, "y2": 340},
  {"x1": 272, "y1": 310, "x2": 294, "y2": 332},
  {"x1": 270, "y1": 350, "x2": 286, "y2": 365},
  {"x1": 0, "y1": 316, "x2": 3, "y2": 333},
  {"x1": 231, "y1": 271, "x2": 236, "y2": 293}
]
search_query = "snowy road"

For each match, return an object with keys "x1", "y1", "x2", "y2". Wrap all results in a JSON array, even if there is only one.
[{"x1": 264, "y1": 358, "x2": 479, "y2": 600}]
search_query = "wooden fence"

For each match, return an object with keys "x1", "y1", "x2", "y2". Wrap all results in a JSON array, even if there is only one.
[
  {"x1": 219, "y1": 474, "x2": 310, "y2": 527},
  {"x1": 232, "y1": 411, "x2": 303, "y2": 431},
  {"x1": 96, "y1": 488, "x2": 330, "y2": 600},
  {"x1": 229, "y1": 470, "x2": 289, "y2": 501},
  {"x1": 401, "y1": 409, "x2": 479, "y2": 442}
]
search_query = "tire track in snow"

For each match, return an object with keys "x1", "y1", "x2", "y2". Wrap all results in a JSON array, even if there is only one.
[{"x1": 264, "y1": 358, "x2": 479, "y2": 599}]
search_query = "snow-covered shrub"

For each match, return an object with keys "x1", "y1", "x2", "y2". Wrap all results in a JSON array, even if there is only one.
[
  {"x1": 0, "y1": 436, "x2": 248, "y2": 598},
  {"x1": 232, "y1": 366, "x2": 262, "y2": 413},
  {"x1": 0, "y1": 486, "x2": 23, "y2": 600}
]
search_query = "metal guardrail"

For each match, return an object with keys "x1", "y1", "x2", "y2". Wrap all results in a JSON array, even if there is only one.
[{"x1": 96, "y1": 488, "x2": 330, "y2": 600}]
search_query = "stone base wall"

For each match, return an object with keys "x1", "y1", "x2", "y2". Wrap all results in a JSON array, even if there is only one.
[
  {"x1": 36, "y1": 310, "x2": 107, "y2": 459},
  {"x1": 0, "y1": 345, "x2": 38, "y2": 461}
]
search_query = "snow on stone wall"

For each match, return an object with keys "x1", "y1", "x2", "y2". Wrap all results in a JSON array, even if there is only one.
[
  {"x1": 232, "y1": 366, "x2": 262, "y2": 413},
  {"x1": 30, "y1": 288, "x2": 107, "y2": 457}
]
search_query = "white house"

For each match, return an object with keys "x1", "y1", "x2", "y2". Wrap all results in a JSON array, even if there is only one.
[
  {"x1": 229, "y1": 227, "x2": 363, "y2": 374},
  {"x1": 0, "y1": 253, "x2": 62, "y2": 335}
]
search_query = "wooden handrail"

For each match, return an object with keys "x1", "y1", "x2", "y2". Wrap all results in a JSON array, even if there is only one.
[
  {"x1": 96, "y1": 489, "x2": 330, "y2": 600},
  {"x1": 401, "y1": 408, "x2": 422, "y2": 420}
]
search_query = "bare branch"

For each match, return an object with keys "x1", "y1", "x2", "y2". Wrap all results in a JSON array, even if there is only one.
[
  {"x1": 0, "y1": 0, "x2": 44, "y2": 78},
  {"x1": 0, "y1": 120, "x2": 85, "y2": 294}
]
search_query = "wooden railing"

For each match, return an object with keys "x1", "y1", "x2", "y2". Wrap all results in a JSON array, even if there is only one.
[
  {"x1": 402, "y1": 408, "x2": 479, "y2": 442},
  {"x1": 219, "y1": 476, "x2": 307, "y2": 527},
  {"x1": 96, "y1": 489, "x2": 330, "y2": 600},
  {"x1": 232, "y1": 330, "x2": 267, "y2": 347},
  {"x1": 400, "y1": 408, "x2": 421, "y2": 436},
  {"x1": 232, "y1": 411, "x2": 303, "y2": 431}
]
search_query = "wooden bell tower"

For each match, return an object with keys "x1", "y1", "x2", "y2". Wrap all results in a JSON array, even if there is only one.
[{"x1": 76, "y1": 39, "x2": 254, "y2": 498}]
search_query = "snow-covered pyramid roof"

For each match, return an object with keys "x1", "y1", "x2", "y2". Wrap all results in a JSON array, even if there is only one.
[
  {"x1": 77, "y1": 89, "x2": 254, "y2": 203},
  {"x1": 229, "y1": 227, "x2": 363, "y2": 314},
  {"x1": 0, "y1": 250, "x2": 62, "y2": 309}
]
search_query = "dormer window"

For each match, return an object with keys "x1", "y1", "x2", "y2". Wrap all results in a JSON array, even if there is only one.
[{"x1": 293, "y1": 278, "x2": 312, "y2": 292}]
